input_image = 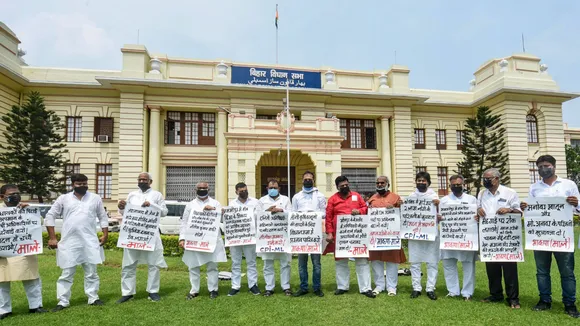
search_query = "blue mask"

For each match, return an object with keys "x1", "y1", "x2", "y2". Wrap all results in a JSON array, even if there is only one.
[
  {"x1": 268, "y1": 189, "x2": 279, "y2": 197},
  {"x1": 303, "y1": 186, "x2": 313, "y2": 192}
]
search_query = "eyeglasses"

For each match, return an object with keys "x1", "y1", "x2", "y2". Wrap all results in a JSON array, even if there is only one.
[{"x1": 482, "y1": 178, "x2": 496, "y2": 182}]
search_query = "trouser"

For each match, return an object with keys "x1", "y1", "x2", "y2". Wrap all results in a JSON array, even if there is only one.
[
  {"x1": 335, "y1": 258, "x2": 371, "y2": 293},
  {"x1": 298, "y1": 254, "x2": 321, "y2": 291},
  {"x1": 485, "y1": 262, "x2": 519, "y2": 301},
  {"x1": 263, "y1": 258, "x2": 291, "y2": 291},
  {"x1": 57, "y1": 263, "x2": 100, "y2": 306},
  {"x1": 0, "y1": 278, "x2": 42, "y2": 314},
  {"x1": 371, "y1": 261, "x2": 399, "y2": 293},
  {"x1": 410, "y1": 262, "x2": 438, "y2": 292},
  {"x1": 230, "y1": 245, "x2": 258, "y2": 290},
  {"x1": 442, "y1": 258, "x2": 475, "y2": 297},
  {"x1": 121, "y1": 261, "x2": 161, "y2": 296},
  {"x1": 534, "y1": 250, "x2": 576, "y2": 305},
  {"x1": 188, "y1": 262, "x2": 218, "y2": 294}
]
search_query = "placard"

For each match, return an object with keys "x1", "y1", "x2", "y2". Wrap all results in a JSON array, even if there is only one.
[
  {"x1": 288, "y1": 212, "x2": 323, "y2": 254},
  {"x1": 117, "y1": 204, "x2": 161, "y2": 251},
  {"x1": 480, "y1": 213, "x2": 524, "y2": 262},
  {"x1": 335, "y1": 214, "x2": 370, "y2": 258},
  {"x1": 0, "y1": 206, "x2": 43, "y2": 257},
  {"x1": 223, "y1": 206, "x2": 256, "y2": 247},
  {"x1": 183, "y1": 209, "x2": 221, "y2": 253},
  {"x1": 256, "y1": 212, "x2": 289, "y2": 253},
  {"x1": 440, "y1": 204, "x2": 479, "y2": 251},
  {"x1": 524, "y1": 197, "x2": 574, "y2": 252},
  {"x1": 401, "y1": 198, "x2": 437, "y2": 241},
  {"x1": 368, "y1": 207, "x2": 401, "y2": 250}
]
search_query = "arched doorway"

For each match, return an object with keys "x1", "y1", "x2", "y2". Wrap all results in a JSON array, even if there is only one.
[{"x1": 255, "y1": 150, "x2": 315, "y2": 199}]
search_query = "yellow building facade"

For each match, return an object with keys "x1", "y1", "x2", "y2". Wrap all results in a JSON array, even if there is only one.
[{"x1": 0, "y1": 23, "x2": 577, "y2": 209}]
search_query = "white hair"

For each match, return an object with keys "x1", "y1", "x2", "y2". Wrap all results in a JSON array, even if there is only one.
[
  {"x1": 483, "y1": 168, "x2": 501, "y2": 179},
  {"x1": 376, "y1": 175, "x2": 390, "y2": 184},
  {"x1": 139, "y1": 172, "x2": 152, "y2": 181}
]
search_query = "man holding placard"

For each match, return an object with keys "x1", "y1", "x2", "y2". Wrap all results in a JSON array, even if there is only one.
[
  {"x1": 291, "y1": 171, "x2": 326, "y2": 297},
  {"x1": 258, "y1": 179, "x2": 293, "y2": 297},
  {"x1": 477, "y1": 168, "x2": 522, "y2": 309},
  {"x1": 116, "y1": 172, "x2": 168, "y2": 303},
  {"x1": 439, "y1": 175, "x2": 478, "y2": 301},
  {"x1": 520, "y1": 155, "x2": 580, "y2": 318},
  {"x1": 179, "y1": 182, "x2": 226, "y2": 300},
  {"x1": 0, "y1": 184, "x2": 46, "y2": 319},
  {"x1": 226, "y1": 182, "x2": 261, "y2": 297}
]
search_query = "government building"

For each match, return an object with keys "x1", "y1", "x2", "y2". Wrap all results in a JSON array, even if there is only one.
[{"x1": 0, "y1": 23, "x2": 578, "y2": 209}]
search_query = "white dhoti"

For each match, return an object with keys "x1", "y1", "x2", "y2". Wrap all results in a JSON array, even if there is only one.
[
  {"x1": 335, "y1": 258, "x2": 371, "y2": 293},
  {"x1": 182, "y1": 240, "x2": 227, "y2": 294},
  {"x1": 230, "y1": 244, "x2": 258, "y2": 290},
  {"x1": 121, "y1": 236, "x2": 167, "y2": 296}
]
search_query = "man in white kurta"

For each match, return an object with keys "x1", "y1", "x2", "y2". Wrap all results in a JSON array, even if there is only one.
[
  {"x1": 179, "y1": 182, "x2": 226, "y2": 299},
  {"x1": 45, "y1": 174, "x2": 108, "y2": 311},
  {"x1": 439, "y1": 175, "x2": 478, "y2": 300},
  {"x1": 258, "y1": 179, "x2": 292, "y2": 296},
  {"x1": 227, "y1": 182, "x2": 261, "y2": 296},
  {"x1": 117, "y1": 173, "x2": 168, "y2": 303}
]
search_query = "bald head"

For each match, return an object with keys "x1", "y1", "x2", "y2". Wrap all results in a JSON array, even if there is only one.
[
  {"x1": 137, "y1": 172, "x2": 152, "y2": 191},
  {"x1": 196, "y1": 182, "x2": 210, "y2": 198}
]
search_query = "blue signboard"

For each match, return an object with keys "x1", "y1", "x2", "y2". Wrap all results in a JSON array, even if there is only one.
[{"x1": 231, "y1": 66, "x2": 322, "y2": 89}]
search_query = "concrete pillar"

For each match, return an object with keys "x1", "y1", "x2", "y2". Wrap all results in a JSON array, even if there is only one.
[
  {"x1": 380, "y1": 116, "x2": 392, "y2": 179},
  {"x1": 216, "y1": 110, "x2": 228, "y2": 204},
  {"x1": 148, "y1": 106, "x2": 161, "y2": 185}
]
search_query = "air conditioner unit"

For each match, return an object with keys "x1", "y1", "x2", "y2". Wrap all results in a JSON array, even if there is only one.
[{"x1": 96, "y1": 135, "x2": 109, "y2": 143}]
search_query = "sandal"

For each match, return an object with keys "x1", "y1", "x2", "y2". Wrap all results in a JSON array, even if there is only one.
[{"x1": 509, "y1": 300, "x2": 521, "y2": 309}]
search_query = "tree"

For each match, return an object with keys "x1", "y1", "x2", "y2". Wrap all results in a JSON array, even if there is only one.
[
  {"x1": 565, "y1": 144, "x2": 580, "y2": 187},
  {"x1": 0, "y1": 91, "x2": 69, "y2": 203},
  {"x1": 456, "y1": 106, "x2": 510, "y2": 195}
]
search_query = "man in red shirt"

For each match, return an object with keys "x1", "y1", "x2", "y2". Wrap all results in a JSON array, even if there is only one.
[{"x1": 324, "y1": 176, "x2": 375, "y2": 298}]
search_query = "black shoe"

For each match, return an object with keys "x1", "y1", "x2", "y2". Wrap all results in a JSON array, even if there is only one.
[
  {"x1": 0, "y1": 312, "x2": 11, "y2": 320},
  {"x1": 532, "y1": 300, "x2": 551, "y2": 311},
  {"x1": 565, "y1": 305, "x2": 580, "y2": 318},
  {"x1": 228, "y1": 288, "x2": 240, "y2": 297},
  {"x1": 51, "y1": 305, "x2": 67, "y2": 312},
  {"x1": 148, "y1": 293, "x2": 160, "y2": 302},
  {"x1": 210, "y1": 291, "x2": 219, "y2": 299},
  {"x1": 90, "y1": 299, "x2": 104, "y2": 306},
  {"x1": 249, "y1": 285, "x2": 261, "y2": 295},
  {"x1": 334, "y1": 289, "x2": 348, "y2": 295},
  {"x1": 427, "y1": 291, "x2": 437, "y2": 300},
  {"x1": 481, "y1": 295, "x2": 503, "y2": 303},
  {"x1": 314, "y1": 289, "x2": 325, "y2": 297},
  {"x1": 29, "y1": 307, "x2": 48, "y2": 313},
  {"x1": 284, "y1": 289, "x2": 293, "y2": 296},
  {"x1": 293, "y1": 289, "x2": 308, "y2": 297},
  {"x1": 362, "y1": 290, "x2": 376, "y2": 298},
  {"x1": 116, "y1": 295, "x2": 134, "y2": 304},
  {"x1": 410, "y1": 291, "x2": 421, "y2": 299},
  {"x1": 186, "y1": 292, "x2": 199, "y2": 300},
  {"x1": 263, "y1": 290, "x2": 274, "y2": 297}
]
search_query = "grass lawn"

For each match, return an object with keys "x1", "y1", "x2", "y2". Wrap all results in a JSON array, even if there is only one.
[{"x1": 4, "y1": 247, "x2": 580, "y2": 325}]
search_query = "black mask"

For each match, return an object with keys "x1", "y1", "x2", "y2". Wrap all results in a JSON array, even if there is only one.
[
  {"x1": 197, "y1": 189, "x2": 209, "y2": 197},
  {"x1": 451, "y1": 185, "x2": 463, "y2": 196},
  {"x1": 4, "y1": 194, "x2": 21, "y2": 207},
  {"x1": 416, "y1": 183, "x2": 427, "y2": 192},
  {"x1": 483, "y1": 179, "x2": 494, "y2": 189},
  {"x1": 238, "y1": 191, "x2": 248, "y2": 200},
  {"x1": 538, "y1": 167, "x2": 554, "y2": 179},
  {"x1": 303, "y1": 180, "x2": 314, "y2": 188},
  {"x1": 74, "y1": 186, "x2": 88, "y2": 195},
  {"x1": 339, "y1": 186, "x2": 350, "y2": 195},
  {"x1": 376, "y1": 187, "x2": 387, "y2": 195},
  {"x1": 138, "y1": 183, "x2": 150, "y2": 191}
]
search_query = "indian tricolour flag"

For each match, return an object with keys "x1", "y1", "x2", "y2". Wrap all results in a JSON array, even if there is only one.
[{"x1": 275, "y1": 4, "x2": 279, "y2": 29}]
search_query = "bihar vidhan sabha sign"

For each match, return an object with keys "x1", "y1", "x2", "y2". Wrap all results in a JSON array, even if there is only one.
[
  {"x1": 117, "y1": 204, "x2": 161, "y2": 251},
  {"x1": 439, "y1": 204, "x2": 479, "y2": 251},
  {"x1": 335, "y1": 214, "x2": 370, "y2": 258},
  {"x1": 288, "y1": 212, "x2": 323, "y2": 254},
  {"x1": 0, "y1": 206, "x2": 43, "y2": 257},
  {"x1": 183, "y1": 209, "x2": 221, "y2": 253},
  {"x1": 368, "y1": 207, "x2": 401, "y2": 250},
  {"x1": 256, "y1": 212, "x2": 289, "y2": 253},
  {"x1": 479, "y1": 213, "x2": 524, "y2": 262},
  {"x1": 223, "y1": 206, "x2": 256, "y2": 247},
  {"x1": 524, "y1": 197, "x2": 574, "y2": 252},
  {"x1": 400, "y1": 198, "x2": 437, "y2": 241}
]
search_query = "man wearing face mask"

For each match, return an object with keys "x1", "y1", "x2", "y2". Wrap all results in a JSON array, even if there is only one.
[
  {"x1": 477, "y1": 168, "x2": 521, "y2": 309},
  {"x1": 0, "y1": 185, "x2": 46, "y2": 320},
  {"x1": 116, "y1": 172, "x2": 168, "y2": 303},
  {"x1": 291, "y1": 171, "x2": 327, "y2": 297},
  {"x1": 368, "y1": 176, "x2": 406, "y2": 297},
  {"x1": 520, "y1": 155, "x2": 580, "y2": 318},
  {"x1": 439, "y1": 175, "x2": 478, "y2": 301},
  {"x1": 46, "y1": 174, "x2": 109, "y2": 311},
  {"x1": 258, "y1": 179, "x2": 293, "y2": 296},
  {"x1": 226, "y1": 182, "x2": 261, "y2": 297}
]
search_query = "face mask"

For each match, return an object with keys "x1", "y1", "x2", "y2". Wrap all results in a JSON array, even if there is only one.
[
  {"x1": 339, "y1": 186, "x2": 350, "y2": 195},
  {"x1": 538, "y1": 167, "x2": 554, "y2": 179},
  {"x1": 197, "y1": 189, "x2": 209, "y2": 197},
  {"x1": 4, "y1": 194, "x2": 21, "y2": 207},
  {"x1": 238, "y1": 191, "x2": 248, "y2": 200},
  {"x1": 416, "y1": 183, "x2": 427, "y2": 192},
  {"x1": 451, "y1": 185, "x2": 463, "y2": 196},
  {"x1": 138, "y1": 183, "x2": 150, "y2": 191},
  {"x1": 482, "y1": 179, "x2": 493, "y2": 189},
  {"x1": 74, "y1": 186, "x2": 88, "y2": 195},
  {"x1": 303, "y1": 180, "x2": 314, "y2": 188},
  {"x1": 268, "y1": 189, "x2": 279, "y2": 197},
  {"x1": 376, "y1": 187, "x2": 387, "y2": 195}
]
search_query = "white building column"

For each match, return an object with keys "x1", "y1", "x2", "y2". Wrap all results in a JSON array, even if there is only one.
[
  {"x1": 148, "y1": 106, "x2": 161, "y2": 185},
  {"x1": 380, "y1": 116, "x2": 392, "y2": 179},
  {"x1": 216, "y1": 110, "x2": 228, "y2": 204}
]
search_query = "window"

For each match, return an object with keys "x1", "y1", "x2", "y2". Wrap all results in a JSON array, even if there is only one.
[
  {"x1": 571, "y1": 139, "x2": 580, "y2": 148},
  {"x1": 66, "y1": 117, "x2": 82, "y2": 142},
  {"x1": 437, "y1": 167, "x2": 448, "y2": 196},
  {"x1": 64, "y1": 164, "x2": 80, "y2": 192},
  {"x1": 165, "y1": 112, "x2": 216, "y2": 145},
  {"x1": 166, "y1": 166, "x2": 216, "y2": 201},
  {"x1": 436, "y1": 129, "x2": 447, "y2": 150},
  {"x1": 414, "y1": 129, "x2": 425, "y2": 149},
  {"x1": 416, "y1": 166, "x2": 427, "y2": 174},
  {"x1": 529, "y1": 161, "x2": 540, "y2": 184},
  {"x1": 456, "y1": 130, "x2": 465, "y2": 150},
  {"x1": 339, "y1": 119, "x2": 376, "y2": 149},
  {"x1": 526, "y1": 115, "x2": 539, "y2": 143},
  {"x1": 256, "y1": 114, "x2": 300, "y2": 120},
  {"x1": 341, "y1": 168, "x2": 376, "y2": 195},
  {"x1": 96, "y1": 164, "x2": 112, "y2": 199},
  {"x1": 93, "y1": 117, "x2": 113, "y2": 143}
]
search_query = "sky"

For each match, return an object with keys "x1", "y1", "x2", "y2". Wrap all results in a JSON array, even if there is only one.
[{"x1": 2, "y1": 0, "x2": 580, "y2": 125}]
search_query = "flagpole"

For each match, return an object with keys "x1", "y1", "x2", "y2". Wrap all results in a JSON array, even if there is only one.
[
  {"x1": 286, "y1": 80, "x2": 290, "y2": 198},
  {"x1": 276, "y1": 4, "x2": 279, "y2": 64}
]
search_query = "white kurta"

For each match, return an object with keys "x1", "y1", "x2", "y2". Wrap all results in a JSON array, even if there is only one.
[
  {"x1": 180, "y1": 197, "x2": 227, "y2": 268},
  {"x1": 407, "y1": 188, "x2": 440, "y2": 264},
  {"x1": 45, "y1": 192, "x2": 108, "y2": 269},
  {"x1": 257, "y1": 195, "x2": 292, "y2": 261},
  {"x1": 440, "y1": 193, "x2": 478, "y2": 262},
  {"x1": 119, "y1": 188, "x2": 168, "y2": 268}
]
